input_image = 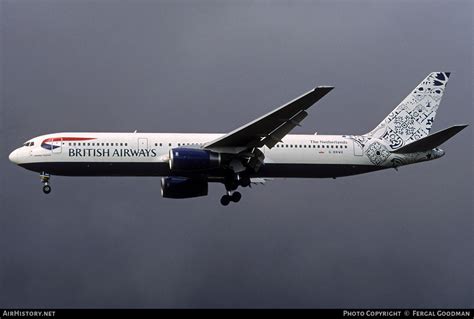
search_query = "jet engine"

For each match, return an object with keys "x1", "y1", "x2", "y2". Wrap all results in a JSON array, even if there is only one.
[
  {"x1": 161, "y1": 176, "x2": 208, "y2": 198},
  {"x1": 169, "y1": 148, "x2": 220, "y2": 171}
]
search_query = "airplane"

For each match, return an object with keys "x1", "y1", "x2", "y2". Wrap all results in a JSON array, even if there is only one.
[{"x1": 9, "y1": 72, "x2": 468, "y2": 206}]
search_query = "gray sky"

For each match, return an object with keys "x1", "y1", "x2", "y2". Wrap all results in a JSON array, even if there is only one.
[{"x1": 1, "y1": 0, "x2": 472, "y2": 308}]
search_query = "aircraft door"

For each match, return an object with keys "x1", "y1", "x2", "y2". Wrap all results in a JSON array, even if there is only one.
[
  {"x1": 353, "y1": 140, "x2": 363, "y2": 156},
  {"x1": 52, "y1": 138, "x2": 62, "y2": 154}
]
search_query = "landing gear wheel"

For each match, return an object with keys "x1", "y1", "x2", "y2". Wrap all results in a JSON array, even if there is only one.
[
  {"x1": 220, "y1": 195, "x2": 230, "y2": 206},
  {"x1": 240, "y1": 177, "x2": 251, "y2": 188},
  {"x1": 231, "y1": 191, "x2": 242, "y2": 203},
  {"x1": 43, "y1": 184, "x2": 51, "y2": 194},
  {"x1": 40, "y1": 172, "x2": 51, "y2": 194},
  {"x1": 225, "y1": 181, "x2": 238, "y2": 192}
]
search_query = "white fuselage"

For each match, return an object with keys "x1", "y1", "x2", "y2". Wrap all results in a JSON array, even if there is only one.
[
  {"x1": 7, "y1": 73, "x2": 457, "y2": 204},
  {"x1": 9, "y1": 132, "x2": 441, "y2": 179}
]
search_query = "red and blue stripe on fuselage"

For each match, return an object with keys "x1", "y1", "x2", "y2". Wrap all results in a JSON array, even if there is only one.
[{"x1": 41, "y1": 137, "x2": 96, "y2": 150}]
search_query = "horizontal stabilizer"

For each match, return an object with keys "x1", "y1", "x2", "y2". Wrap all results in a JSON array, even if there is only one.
[
  {"x1": 392, "y1": 124, "x2": 468, "y2": 153},
  {"x1": 250, "y1": 178, "x2": 273, "y2": 185}
]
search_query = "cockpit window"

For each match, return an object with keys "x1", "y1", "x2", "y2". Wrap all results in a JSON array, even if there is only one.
[{"x1": 23, "y1": 142, "x2": 34, "y2": 147}]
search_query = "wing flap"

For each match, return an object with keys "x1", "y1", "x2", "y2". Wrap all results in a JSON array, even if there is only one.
[{"x1": 258, "y1": 110, "x2": 308, "y2": 148}]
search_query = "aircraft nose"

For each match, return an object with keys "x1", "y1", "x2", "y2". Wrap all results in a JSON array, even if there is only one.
[{"x1": 9, "y1": 149, "x2": 19, "y2": 164}]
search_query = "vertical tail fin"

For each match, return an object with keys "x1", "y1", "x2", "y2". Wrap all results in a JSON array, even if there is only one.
[{"x1": 367, "y1": 72, "x2": 451, "y2": 150}]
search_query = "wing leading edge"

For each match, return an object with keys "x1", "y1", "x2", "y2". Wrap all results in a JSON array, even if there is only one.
[{"x1": 203, "y1": 86, "x2": 334, "y2": 152}]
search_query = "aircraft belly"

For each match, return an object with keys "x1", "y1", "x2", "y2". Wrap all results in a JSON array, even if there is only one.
[
  {"x1": 19, "y1": 161, "x2": 172, "y2": 176},
  {"x1": 253, "y1": 163, "x2": 384, "y2": 178},
  {"x1": 19, "y1": 161, "x2": 383, "y2": 178}
]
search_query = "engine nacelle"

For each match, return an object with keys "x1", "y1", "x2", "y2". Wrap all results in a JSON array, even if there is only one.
[
  {"x1": 161, "y1": 177, "x2": 208, "y2": 199},
  {"x1": 169, "y1": 148, "x2": 220, "y2": 171}
]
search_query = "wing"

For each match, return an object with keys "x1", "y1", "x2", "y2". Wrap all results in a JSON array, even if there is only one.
[{"x1": 203, "y1": 86, "x2": 334, "y2": 152}]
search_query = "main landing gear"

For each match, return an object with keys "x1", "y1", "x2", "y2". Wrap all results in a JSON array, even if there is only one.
[
  {"x1": 220, "y1": 191, "x2": 241, "y2": 206},
  {"x1": 40, "y1": 172, "x2": 51, "y2": 194},
  {"x1": 220, "y1": 173, "x2": 250, "y2": 206}
]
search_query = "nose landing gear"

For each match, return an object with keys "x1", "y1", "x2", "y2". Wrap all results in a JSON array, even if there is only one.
[{"x1": 40, "y1": 172, "x2": 51, "y2": 194}]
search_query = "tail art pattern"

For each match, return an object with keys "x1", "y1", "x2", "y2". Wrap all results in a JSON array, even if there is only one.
[
  {"x1": 366, "y1": 72, "x2": 450, "y2": 150},
  {"x1": 346, "y1": 72, "x2": 451, "y2": 165}
]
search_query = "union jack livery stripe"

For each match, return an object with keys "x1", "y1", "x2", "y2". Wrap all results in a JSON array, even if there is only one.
[{"x1": 41, "y1": 137, "x2": 96, "y2": 150}]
